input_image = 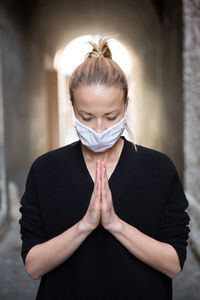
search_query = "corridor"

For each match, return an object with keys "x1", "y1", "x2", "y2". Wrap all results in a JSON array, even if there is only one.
[{"x1": 0, "y1": 0, "x2": 200, "y2": 299}]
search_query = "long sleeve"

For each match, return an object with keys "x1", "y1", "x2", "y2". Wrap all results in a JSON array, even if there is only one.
[
  {"x1": 154, "y1": 167, "x2": 190, "y2": 271},
  {"x1": 17, "y1": 137, "x2": 188, "y2": 299},
  {"x1": 19, "y1": 163, "x2": 48, "y2": 265}
]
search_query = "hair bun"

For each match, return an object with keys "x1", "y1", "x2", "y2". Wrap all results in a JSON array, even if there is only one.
[{"x1": 85, "y1": 37, "x2": 112, "y2": 60}]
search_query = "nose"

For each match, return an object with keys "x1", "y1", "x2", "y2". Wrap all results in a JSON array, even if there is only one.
[{"x1": 93, "y1": 119, "x2": 106, "y2": 134}]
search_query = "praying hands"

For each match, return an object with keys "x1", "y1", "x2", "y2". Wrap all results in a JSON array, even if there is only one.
[
  {"x1": 80, "y1": 160, "x2": 181, "y2": 279},
  {"x1": 80, "y1": 160, "x2": 120, "y2": 232}
]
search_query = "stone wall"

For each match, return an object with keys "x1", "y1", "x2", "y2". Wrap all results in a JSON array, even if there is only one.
[
  {"x1": 0, "y1": 2, "x2": 48, "y2": 238},
  {"x1": 0, "y1": 48, "x2": 9, "y2": 240},
  {"x1": 183, "y1": 0, "x2": 200, "y2": 258}
]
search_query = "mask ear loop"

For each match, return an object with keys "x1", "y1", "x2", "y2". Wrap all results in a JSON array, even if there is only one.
[{"x1": 124, "y1": 109, "x2": 138, "y2": 152}]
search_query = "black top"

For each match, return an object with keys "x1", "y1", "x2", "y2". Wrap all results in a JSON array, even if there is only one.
[{"x1": 19, "y1": 136, "x2": 190, "y2": 300}]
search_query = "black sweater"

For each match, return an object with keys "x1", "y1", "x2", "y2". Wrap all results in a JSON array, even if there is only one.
[{"x1": 19, "y1": 135, "x2": 190, "y2": 300}]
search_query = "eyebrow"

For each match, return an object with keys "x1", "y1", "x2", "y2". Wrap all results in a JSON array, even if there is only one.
[{"x1": 79, "y1": 110, "x2": 120, "y2": 116}]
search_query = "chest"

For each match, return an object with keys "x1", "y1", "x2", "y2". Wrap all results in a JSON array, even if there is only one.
[
  {"x1": 38, "y1": 165, "x2": 169, "y2": 242},
  {"x1": 84, "y1": 158, "x2": 119, "y2": 182}
]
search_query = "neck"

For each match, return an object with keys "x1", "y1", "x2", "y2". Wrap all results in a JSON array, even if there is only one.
[{"x1": 81, "y1": 137, "x2": 124, "y2": 162}]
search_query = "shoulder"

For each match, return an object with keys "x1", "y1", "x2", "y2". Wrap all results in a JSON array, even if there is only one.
[
  {"x1": 134, "y1": 143, "x2": 177, "y2": 175},
  {"x1": 31, "y1": 140, "x2": 79, "y2": 173}
]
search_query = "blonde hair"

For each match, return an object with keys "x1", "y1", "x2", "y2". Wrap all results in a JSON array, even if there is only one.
[{"x1": 69, "y1": 37, "x2": 137, "y2": 152}]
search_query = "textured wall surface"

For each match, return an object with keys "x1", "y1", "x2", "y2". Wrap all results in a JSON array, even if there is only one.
[
  {"x1": 0, "y1": 3, "x2": 48, "y2": 195},
  {"x1": 0, "y1": 3, "x2": 47, "y2": 237},
  {"x1": 183, "y1": 0, "x2": 200, "y2": 257},
  {"x1": 0, "y1": 49, "x2": 9, "y2": 239}
]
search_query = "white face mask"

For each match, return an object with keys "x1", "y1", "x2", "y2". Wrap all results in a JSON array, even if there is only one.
[{"x1": 74, "y1": 115, "x2": 126, "y2": 152}]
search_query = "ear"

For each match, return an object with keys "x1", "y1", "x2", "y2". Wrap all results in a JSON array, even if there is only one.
[{"x1": 125, "y1": 97, "x2": 129, "y2": 111}]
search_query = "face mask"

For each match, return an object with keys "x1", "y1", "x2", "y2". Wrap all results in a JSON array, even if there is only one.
[{"x1": 74, "y1": 115, "x2": 126, "y2": 152}]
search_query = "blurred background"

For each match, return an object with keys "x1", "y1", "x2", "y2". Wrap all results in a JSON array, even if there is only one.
[{"x1": 0, "y1": 0, "x2": 199, "y2": 299}]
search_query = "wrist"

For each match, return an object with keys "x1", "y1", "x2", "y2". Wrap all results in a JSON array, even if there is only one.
[
  {"x1": 78, "y1": 219, "x2": 95, "y2": 234},
  {"x1": 105, "y1": 215, "x2": 123, "y2": 234}
]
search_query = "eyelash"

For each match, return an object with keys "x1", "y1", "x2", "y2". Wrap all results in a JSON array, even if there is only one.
[{"x1": 82, "y1": 117, "x2": 117, "y2": 121}]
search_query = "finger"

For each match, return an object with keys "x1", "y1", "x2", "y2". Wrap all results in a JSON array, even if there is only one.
[
  {"x1": 100, "y1": 161, "x2": 103, "y2": 188},
  {"x1": 102, "y1": 162, "x2": 112, "y2": 203},
  {"x1": 100, "y1": 161, "x2": 104, "y2": 188},
  {"x1": 104, "y1": 162, "x2": 108, "y2": 182},
  {"x1": 102, "y1": 161, "x2": 108, "y2": 190},
  {"x1": 96, "y1": 161, "x2": 101, "y2": 199},
  {"x1": 101, "y1": 163, "x2": 107, "y2": 200},
  {"x1": 95, "y1": 160, "x2": 99, "y2": 191},
  {"x1": 99, "y1": 160, "x2": 102, "y2": 190}
]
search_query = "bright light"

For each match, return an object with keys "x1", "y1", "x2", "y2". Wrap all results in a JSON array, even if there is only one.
[{"x1": 54, "y1": 34, "x2": 133, "y2": 77}]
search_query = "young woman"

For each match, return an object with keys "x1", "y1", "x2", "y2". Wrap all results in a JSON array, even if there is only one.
[{"x1": 19, "y1": 38, "x2": 190, "y2": 300}]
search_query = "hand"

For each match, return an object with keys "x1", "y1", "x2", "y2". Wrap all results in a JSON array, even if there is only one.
[
  {"x1": 80, "y1": 160, "x2": 102, "y2": 232},
  {"x1": 100, "y1": 161, "x2": 120, "y2": 231}
]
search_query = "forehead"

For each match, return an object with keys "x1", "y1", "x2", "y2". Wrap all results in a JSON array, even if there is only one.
[{"x1": 73, "y1": 85, "x2": 124, "y2": 108}]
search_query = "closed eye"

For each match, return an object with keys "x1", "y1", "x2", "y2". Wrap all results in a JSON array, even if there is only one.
[
  {"x1": 82, "y1": 117, "x2": 92, "y2": 121},
  {"x1": 82, "y1": 117, "x2": 117, "y2": 121},
  {"x1": 107, "y1": 117, "x2": 117, "y2": 121}
]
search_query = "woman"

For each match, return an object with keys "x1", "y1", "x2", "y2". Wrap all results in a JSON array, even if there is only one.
[{"x1": 19, "y1": 38, "x2": 190, "y2": 300}]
